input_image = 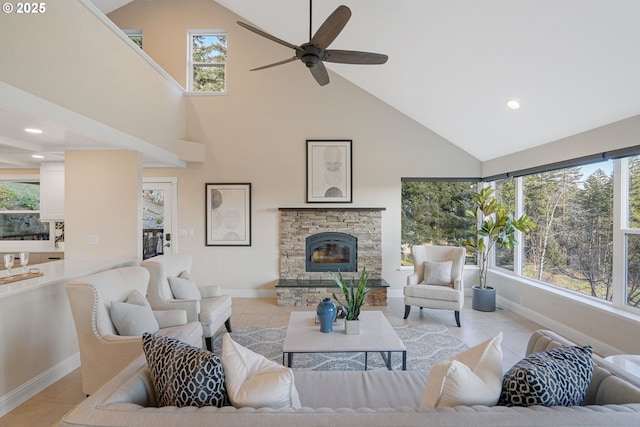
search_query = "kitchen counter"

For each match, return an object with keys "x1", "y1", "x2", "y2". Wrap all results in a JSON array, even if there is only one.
[{"x1": 0, "y1": 258, "x2": 136, "y2": 300}]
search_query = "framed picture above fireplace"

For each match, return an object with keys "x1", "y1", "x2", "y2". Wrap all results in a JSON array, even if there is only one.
[
  {"x1": 205, "y1": 183, "x2": 251, "y2": 246},
  {"x1": 306, "y1": 139, "x2": 352, "y2": 203}
]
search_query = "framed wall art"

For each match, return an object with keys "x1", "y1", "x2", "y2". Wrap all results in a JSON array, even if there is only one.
[
  {"x1": 205, "y1": 183, "x2": 251, "y2": 246},
  {"x1": 306, "y1": 139, "x2": 352, "y2": 203}
]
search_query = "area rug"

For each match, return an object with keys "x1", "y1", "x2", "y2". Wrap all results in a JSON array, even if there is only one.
[{"x1": 212, "y1": 324, "x2": 467, "y2": 372}]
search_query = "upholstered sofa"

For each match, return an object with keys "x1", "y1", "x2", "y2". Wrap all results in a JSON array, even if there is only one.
[{"x1": 58, "y1": 329, "x2": 640, "y2": 426}]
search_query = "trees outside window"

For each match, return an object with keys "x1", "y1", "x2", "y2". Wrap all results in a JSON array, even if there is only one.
[
  {"x1": 400, "y1": 180, "x2": 477, "y2": 266},
  {"x1": 0, "y1": 182, "x2": 50, "y2": 241},
  {"x1": 189, "y1": 31, "x2": 227, "y2": 92}
]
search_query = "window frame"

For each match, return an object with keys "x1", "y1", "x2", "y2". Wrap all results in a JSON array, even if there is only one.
[
  {"x1": 187, "y1": 29, "x2": 227, "y2": 94},
  {"x1": 0, "y1": 175, "x2": 56, "y2": 249}
]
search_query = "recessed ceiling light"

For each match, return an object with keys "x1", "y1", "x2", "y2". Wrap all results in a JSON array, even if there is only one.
[
  {"x1": 506, "y1": 100, "x2": 520, "y2": 110},
  {"x1": 31, "y1": 154, "x2": 44, "y2": 159},
  {"x1": 24, "y1": 128, "x2": 43, "y2": 134}
]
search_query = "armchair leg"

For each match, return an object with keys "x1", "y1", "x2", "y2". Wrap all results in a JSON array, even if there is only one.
[
  {"x1": 224, "y1": 317, "x2": 232, "y2": 333},
  {"x1": 454, "y1": 311, "x2": 461, "y2": 327},
  {"x1": 205, "y1": 336, "x2": 212, "y2": 351},
  {"x1": 403, "y1": 305, "x2": 411, "y2": 319}
]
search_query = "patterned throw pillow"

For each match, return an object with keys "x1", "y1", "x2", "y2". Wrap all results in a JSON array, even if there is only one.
[
  {"x1": 498, "y1": 345, "x2": 593, "y2": 407},
  {"x1": 142, "y1": 333, "x2": 228, "y2": 408}
]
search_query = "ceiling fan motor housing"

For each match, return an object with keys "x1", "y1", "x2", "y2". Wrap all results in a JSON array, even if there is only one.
[{"x1": 298, "y1": 44, "x2": 322, "y2": 68}]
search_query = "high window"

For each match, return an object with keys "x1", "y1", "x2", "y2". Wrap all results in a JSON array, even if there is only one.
[
  {"x1": 124, "y1": 30, "x2": 142, "y2": 48},
  {"x1": 188, "y1": 30, "x2": 227, "y2": 93}
]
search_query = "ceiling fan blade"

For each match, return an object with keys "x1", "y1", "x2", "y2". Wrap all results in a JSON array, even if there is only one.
[
  {"x1": 323, "y1": 50, "x2": 389, "y2": 65},
  {"x1": 311, "y1": 5, "x2": 351, "y2": 50},
  {"x1": 309, "y1": 61, "x2": 330, "y2": 86},
  {"x1": 250, "y1": 57, "x2": 298, "y2": 71},
  {"x1": 237, "y1": 21, "x2": 300, "y2": 51}
]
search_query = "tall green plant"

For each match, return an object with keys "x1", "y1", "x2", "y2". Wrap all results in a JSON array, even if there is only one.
[
  {"x1": 462, "y1": 187, "x2": 537, "y2": 288},
  {"x1": 331, "y1": 267, "x2": 370, "y2": 321}
]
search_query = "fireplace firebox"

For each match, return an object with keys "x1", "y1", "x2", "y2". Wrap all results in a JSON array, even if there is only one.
[{"x1": 305, "y1": 232, "x2": 357, "y2": 272}]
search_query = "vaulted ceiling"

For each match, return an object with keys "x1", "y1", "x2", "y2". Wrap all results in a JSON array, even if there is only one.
[{"x1": 3, "y1": 0, "x2": 640, "y2": 168}]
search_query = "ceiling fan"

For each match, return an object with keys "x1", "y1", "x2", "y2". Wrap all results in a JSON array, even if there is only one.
[{"x1": 237, "y1": 1, "x2": 388, "y2": 86}]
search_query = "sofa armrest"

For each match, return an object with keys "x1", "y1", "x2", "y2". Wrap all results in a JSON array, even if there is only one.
[
  {"x1": 198, "y1": 285, "x2": 222, "y2": 298},
  {"x1": 407, "y1": 273, "x2": 420, "y2": 285},
  {"x1": 153, "y1": 309, "x2": 188, "y2": 328}
]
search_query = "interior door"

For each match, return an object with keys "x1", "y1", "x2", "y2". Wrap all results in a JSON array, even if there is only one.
[{"x1": 142, "y1": 178, "x2": 177, "y2": 259}]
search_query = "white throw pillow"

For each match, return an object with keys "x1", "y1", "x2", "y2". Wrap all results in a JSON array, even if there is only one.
[
  {"x1": 421, "y1": 332, "x2": 503, "y2": 408},
  {"x1": 422, "y1": 260, "x2": 453, "y2": 286},
  {"x1": 168, "y1": 276, "x2": 201, "y2": 300},
  {"x1": 221, "y1": 334, "x2": 301, "y2": 409},
  {"x1": 110, "y1": 290, "x2": 159, "y2": 336}
]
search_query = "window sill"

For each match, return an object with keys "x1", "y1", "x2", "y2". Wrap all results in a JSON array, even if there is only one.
[{"x1": 184, "y1": 91, "x2": 228, "y2": 97}]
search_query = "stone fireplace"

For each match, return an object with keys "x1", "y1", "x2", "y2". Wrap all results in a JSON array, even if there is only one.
[{"x1": 277, "y1": 207, "x2": 387, "y2": 306}]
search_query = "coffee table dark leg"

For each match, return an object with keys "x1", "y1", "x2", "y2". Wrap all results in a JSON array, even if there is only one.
[
  {"x1": 364, "y1": 352, "x2": 368, "y2": 370},
  {"x1": 283, "y1": 352, "x2": 293, "y2": 367},
  {"x1": 402, "y1": 351, "x2": 407, "y2": 370}
]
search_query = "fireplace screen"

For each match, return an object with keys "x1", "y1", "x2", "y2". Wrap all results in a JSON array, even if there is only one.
[{"x1": 305, "y1": 232, "x2": 357, "y2": 272}]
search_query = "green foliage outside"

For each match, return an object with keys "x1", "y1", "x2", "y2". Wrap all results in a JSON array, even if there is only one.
[
  {"x1": 192, "y1": 34, "x2": 226, "y2": 92},
  {"x1": 0, "y1": 182, "x2": 49, "y2": 239}
]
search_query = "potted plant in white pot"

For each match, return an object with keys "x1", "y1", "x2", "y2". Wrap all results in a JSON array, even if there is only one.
[
  {"x1": 331, "y1": 267, "x2": 369, "y2": 335},
  {"x1": 462, "y1": 187, "x2": 536, "y2": 311}
]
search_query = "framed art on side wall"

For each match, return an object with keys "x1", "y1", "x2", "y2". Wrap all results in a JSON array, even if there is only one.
[
  {"x1": 306, "y1": 139, "x2": 352, "y2": 203},
  {"x1": 205, "y1": 183, "x2": 251, "y2": 246}
]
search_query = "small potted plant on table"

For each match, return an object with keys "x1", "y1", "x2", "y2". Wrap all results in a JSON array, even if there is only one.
[{"x1": 331, "y1": 267, "x2": 369, "y2": 335}]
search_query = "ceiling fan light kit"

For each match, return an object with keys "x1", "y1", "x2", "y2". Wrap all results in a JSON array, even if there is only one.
[{"x1": 237, "y1": 2, "x2": 388, "y2": 86}]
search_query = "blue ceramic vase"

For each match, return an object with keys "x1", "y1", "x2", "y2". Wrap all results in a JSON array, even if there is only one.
[{"x1": 317, "y1": 298, "x2": 337, "y2": 333}]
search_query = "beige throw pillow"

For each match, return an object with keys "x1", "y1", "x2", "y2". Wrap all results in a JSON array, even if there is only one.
[
  {"x1": 222, "y1": 334, "x2": 301, "y2": 409},
  {"x1": 422, "y1": 260, "x2": 453, "y2": 286},
  {"x1": 421, "y1": 332, "x2": 503, "y2": 408},
  {"x1": 168, "y1": 275, "x2": 202, "y2": 300},
  {"x1": 110, "y1": 289, "x2": 159, "y2": 336}
]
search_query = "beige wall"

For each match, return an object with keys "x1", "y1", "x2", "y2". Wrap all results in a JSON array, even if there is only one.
[
  {"x1": 0, "y1": 0, "x2": 186, "y2": 153},
  {"x1": 114, "y1": 0, "x2": 481, "y2": 294},
  {"x1": 65, "y1": 151, "x2": 142, "y2": 260}
]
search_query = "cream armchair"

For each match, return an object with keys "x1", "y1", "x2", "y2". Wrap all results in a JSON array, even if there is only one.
[
  {"x1": 141, "y1": 254, "x2": 232, "y2": 350},
  {"x1": 65, "y1": 266, "x2": 204, "y2": 395},
  {"x1": 403, "y1": 245, "x2": 466, "y2": 327}
]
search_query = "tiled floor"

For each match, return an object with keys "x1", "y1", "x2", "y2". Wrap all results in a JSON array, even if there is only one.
[{"x1": 0, "y1": 296, "x2": 542, "y2": 427}]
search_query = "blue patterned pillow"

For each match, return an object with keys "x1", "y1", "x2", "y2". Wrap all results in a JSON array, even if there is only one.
[
  {"x1": 498, "y1": 345, "x2": 593, "y2": 407},
  {"x1": 142, "y1": 333, "x2": 229, "y2": 408}
]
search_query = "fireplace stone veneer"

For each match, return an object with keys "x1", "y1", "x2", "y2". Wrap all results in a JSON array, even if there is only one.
[{"x1": 278, "y1": 207, "x2": 385, "y2": 306}]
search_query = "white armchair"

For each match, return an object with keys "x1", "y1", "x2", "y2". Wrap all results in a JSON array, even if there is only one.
[
  {"x1": 403, "y1": 245, "x2": 466, "y2": 327},
  {"x1": 141, "y1": 254, "x2": 232, "y2": 350},
  {"x1": 65, "y1": 266, "x2": 204, "y2": 395}
]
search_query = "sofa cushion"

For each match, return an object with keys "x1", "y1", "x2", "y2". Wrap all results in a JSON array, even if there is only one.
[
  {"x1": 109, "y1": 290, "x2": 159, "y2": 336},
  {"x1": 142, "y1": 333, "x2": 228, "y2": 408},
  {"x1": 168, "y1": 275, "x2": 201, "y2": 300},
  {"x1": 422, "y1": 332, "x2": 503, "y2": 408},
  {"x1": 498, "y1": 345, "x2": 593, "y2": 407},
  {"x1": 421, "y1": 260, "x2": 453, "y2": 286},
  {"x1": 222, "y1": 334, "x2": 301, "y2": 409}
]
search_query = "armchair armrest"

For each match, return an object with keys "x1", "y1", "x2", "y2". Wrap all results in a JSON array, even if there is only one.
[
  {"x1": 152, "y1": 299, "x2": 200, "y2": 323},
  {"x1": 153, "y1": 309, "x2": 188, "y2": 328},
  {"x1": 198, "y1": 285, "x2": 222, "y2": 298},
  {"x1": 453, "y1": 279, "x2": 463, "y2": 291},
  {"x1": 407, "y1": 273, "x2": 420, "y2": 285}
]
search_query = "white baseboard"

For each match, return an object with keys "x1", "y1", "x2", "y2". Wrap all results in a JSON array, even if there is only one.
[
  {"x1": 0, "y1": 352, "x2": 80, "y2": 418},
  {"x1": 497, "y1": 296, "x2": 622, "y2": 356}
]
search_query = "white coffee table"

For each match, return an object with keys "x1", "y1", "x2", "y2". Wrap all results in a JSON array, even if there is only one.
[{"x1": 282, "y1": 311, "x2": 407, "y2": 370}]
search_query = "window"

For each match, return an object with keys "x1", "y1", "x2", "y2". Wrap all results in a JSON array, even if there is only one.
[
  {"x1": 624, "y1": 156, "x2": 640, "y2": 308},
  {"x1": 188, "y1": 30, "x2": 227, "y2": 92},
  {"x1": 124, "y1": 30, "x2": 142, "y2": 48},
  {"x1": 0, "y1": 181, "x2": 50, "y2": 241},
  {"x1": 401, "y1": 179, "x2": 477, "y2": 266},
  {"x1": 520, "y1": 161, "x2": 614, "y2": 302},
  {"x1": 494, "y1": 178, "x2": 517, "y2": 271}
]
